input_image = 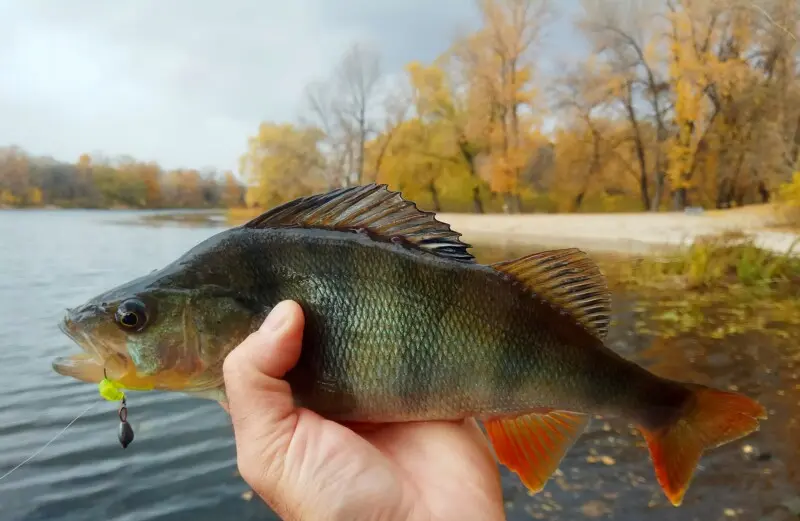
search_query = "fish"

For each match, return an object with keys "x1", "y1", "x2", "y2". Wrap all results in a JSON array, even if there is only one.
[{"x1": 53, "y1": 183, "x2": 767, "y2": 506}]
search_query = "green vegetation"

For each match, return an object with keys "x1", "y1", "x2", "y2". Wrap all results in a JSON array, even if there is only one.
[
  {"x1": 616, "y1": 232, "x2": 800, "y2": 291},
  {"x1": 603, "y1": 233, "x2": 800, "y2": 341}
]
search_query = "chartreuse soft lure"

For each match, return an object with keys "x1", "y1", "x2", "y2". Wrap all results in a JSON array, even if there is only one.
[
  {"x1": 98, "y1": 378, "x2": 135, "y2": 448},
  {"x1": 98, "y1": 378, "x2": 126, "y2": 401}
]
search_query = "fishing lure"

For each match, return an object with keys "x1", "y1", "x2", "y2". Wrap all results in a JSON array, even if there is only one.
[{"x1": 98, "y1": 377, "x2": 134, "y2": 449}]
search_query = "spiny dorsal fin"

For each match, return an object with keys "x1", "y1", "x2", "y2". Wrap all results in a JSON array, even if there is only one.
[
  {"x1": 242, "y1": 183, "x2": 474, "y2": 263},
  {"x1": 491, "y1": 248, "x2": 611, "y2": 339}
]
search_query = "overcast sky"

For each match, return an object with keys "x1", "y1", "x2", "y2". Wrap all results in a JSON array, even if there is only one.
[{"x1": 0, "y1": 0, "x2": 586, "y2": 174}]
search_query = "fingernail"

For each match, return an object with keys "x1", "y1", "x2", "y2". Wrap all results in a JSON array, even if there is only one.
[{"x1": 261, "y1": 302, "x2": 290, "y2": 332}]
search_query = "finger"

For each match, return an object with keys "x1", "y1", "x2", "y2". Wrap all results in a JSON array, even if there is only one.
[{"x1": 223, "y1": 300, "x2": 305, "y2": 450}]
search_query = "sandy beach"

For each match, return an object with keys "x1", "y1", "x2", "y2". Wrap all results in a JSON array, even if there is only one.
[{"x1": 437, "y1": 207, "x2": 800, "y2": 256}]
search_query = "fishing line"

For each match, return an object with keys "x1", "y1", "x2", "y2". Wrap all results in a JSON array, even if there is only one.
[{"x1": 0, "y1": 400, "x2": 100, "y2": 482}]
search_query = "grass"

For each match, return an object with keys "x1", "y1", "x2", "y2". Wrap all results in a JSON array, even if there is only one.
[
  {"x1": 603, "y1": 231, "x2": 800, "y2": 341},
  {"x1": 611, "y1": 231, "x2": 800, "y2": 292}
]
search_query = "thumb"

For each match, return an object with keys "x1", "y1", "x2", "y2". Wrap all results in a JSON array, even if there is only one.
[{"x1": 222, "y1": 300, "x2": 305, "y2": 485}]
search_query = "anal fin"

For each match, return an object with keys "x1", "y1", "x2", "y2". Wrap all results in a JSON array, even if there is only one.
[{"x1": 484, "y1": 410, "x2": 589, "y2": 494}]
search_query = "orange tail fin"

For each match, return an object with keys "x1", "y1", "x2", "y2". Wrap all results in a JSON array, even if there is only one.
[{"x1": 639, "y1": 384, "x2": 767, "y2": 506}]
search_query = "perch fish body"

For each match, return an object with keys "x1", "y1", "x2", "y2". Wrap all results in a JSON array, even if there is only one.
[{"x1": 53, "y1": 183, "x2": 767, "y2": 507}]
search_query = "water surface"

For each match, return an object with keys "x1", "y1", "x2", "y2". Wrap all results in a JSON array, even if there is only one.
[{"x1": 0, "y1": 210, "x2": 796, "y2": 521}]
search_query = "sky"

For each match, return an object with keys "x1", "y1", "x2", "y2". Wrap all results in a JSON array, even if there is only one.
[{"x1": 0, "y1": 0, "x2": 587, "y2": 174}]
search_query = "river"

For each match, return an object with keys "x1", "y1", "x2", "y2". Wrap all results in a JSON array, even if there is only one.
[{"x1": 0, "y1": 209, "x2": 796, "y2": 521}]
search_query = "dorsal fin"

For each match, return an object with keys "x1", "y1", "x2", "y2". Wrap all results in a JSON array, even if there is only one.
[
  {"x1": 492, "y1": 248, "x2": 611, "y2": 339},
  {"x1": 242, "y1": 183, "x2": 474, "y2": 263}
]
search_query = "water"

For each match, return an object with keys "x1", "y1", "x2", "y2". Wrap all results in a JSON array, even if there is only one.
[{"x1": 0, "y1": 210, "x2": 796, "y2": 521}]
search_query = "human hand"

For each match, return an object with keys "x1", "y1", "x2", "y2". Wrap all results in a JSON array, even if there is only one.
[{"x1": 221, "y1": 300, "x2": 506, "y2": 521}]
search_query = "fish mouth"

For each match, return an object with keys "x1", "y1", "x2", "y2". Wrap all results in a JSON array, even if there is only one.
[
  {"x1": 58, "y1": 313, "x2": 101, "y2": 356},
  {"x1": 54, "y1": 311, "x2": 124, "y2": 384},
  {"x1": 52, "y1": 340, "x2": 143, "y2": 388},
  {"x1": 52, "y1": 353, "x2": 107, "y2": 384}
]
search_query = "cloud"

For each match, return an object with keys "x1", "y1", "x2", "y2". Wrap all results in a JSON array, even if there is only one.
[{"x1": 0, "y1": 0, "x2": 584, "y2": 173}]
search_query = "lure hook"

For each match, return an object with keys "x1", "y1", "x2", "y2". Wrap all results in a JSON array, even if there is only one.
[{"x1": 98, "y1": 368, "x2": 134, "y2": 449}]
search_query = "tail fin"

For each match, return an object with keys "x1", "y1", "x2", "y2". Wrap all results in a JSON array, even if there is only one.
[{"x1": 639, "y1": 384, "x2": 767, "y2": 507}]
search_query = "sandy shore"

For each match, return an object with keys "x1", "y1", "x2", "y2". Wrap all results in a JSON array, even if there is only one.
[{"x1": 436, "y1": 209, "x2": 800, "y2": 256}]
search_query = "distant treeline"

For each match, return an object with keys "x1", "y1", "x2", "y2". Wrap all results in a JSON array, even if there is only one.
[{"x1": 0, "y1": 147, "x2": 246, "y2": 209}]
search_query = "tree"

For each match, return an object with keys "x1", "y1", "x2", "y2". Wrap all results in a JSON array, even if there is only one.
[
  {"x1": 222, "y1": 171, "x2": 245, "y2": 208},
  {"x1": 304, "y1": 43, "x2": 383, "y2": 188},
  {"x1": 406, "y1": 58, "x2": 489, "y2": 212},
  {"x1": 456, "y1": 0, "x2": 554, "y2": 213},
  {"x1": 577, "y1": 0, "x2": 672, "y2": 211},
  {"x1": 0, "y1": 147, "x2": 31, "y2": 206},
  {"x1": 240, "y1": 122, "x2": 327, "y2": 208}
]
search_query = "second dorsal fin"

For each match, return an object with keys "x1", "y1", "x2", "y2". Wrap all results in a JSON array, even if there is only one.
[
  {"x1": 242, "y1": 183, "x2": 475, "y2": 263},
  {"x1": 492, "y1": 248, "x2": 611, "y2": 339}
]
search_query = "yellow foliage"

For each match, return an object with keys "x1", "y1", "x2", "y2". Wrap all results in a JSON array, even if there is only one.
[
  {"x1": 27, "y1": 187, "x2": 43, "y2": 206},
  {"x1": 778, "y1": 173, "x2": 800, "y2": 224},
  {"x1": 371, "y1": 117, "x2": 475, "y2": 211},
  {"x1": 240, "y1": 122, "x2": 327, "y2": 209},
  {"x1": 779, "y1": 172, "x2": 800, "y2": 206},
  {"x1": 0, "y1": 189, "x2": 18, "y2": 205}
]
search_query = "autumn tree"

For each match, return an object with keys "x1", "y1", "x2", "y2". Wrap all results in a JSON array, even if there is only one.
[
  {"x1": 577, "y1": 0, "x2": 672, "y2": 211},
  {"x1": 139, "y1": 162, "x2": 163, "y2": 208},
  {"x1": 475, "y1": 0, "x2": 553, "y2": 212},
  {"x1": 240, "y1": 122, "x2": 327, "y2": 208},
  {"x1": 304, "y1": 43, "x2": 383, "y2": 188},
  {"x1": 664, "y1": 0, "x2": 798, "y2": 208},
  {"x1": 363, "y1": 79, "x2": 412, "y2": 183},
  {"x1": 0, "y1": 146, "x2": 32, "y2": 206},
  {"x1": 405, "y1": 59, "x2": 490, "y2": 212},
  {"x1": 221, "y1": 171, "x2": 245, "y2": 208}
]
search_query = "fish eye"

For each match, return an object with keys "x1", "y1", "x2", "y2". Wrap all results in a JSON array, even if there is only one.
[{"x1": 115, "y1": 299, "x2": 149, "y2": 332}]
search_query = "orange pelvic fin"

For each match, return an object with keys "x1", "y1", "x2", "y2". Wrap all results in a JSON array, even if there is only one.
[
  {"x1": 639, "y1": 385, "x2": 767, "y2": 507},
  {"x1": 484, "y1": 409, "x2": 589, "y2": 494}
]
